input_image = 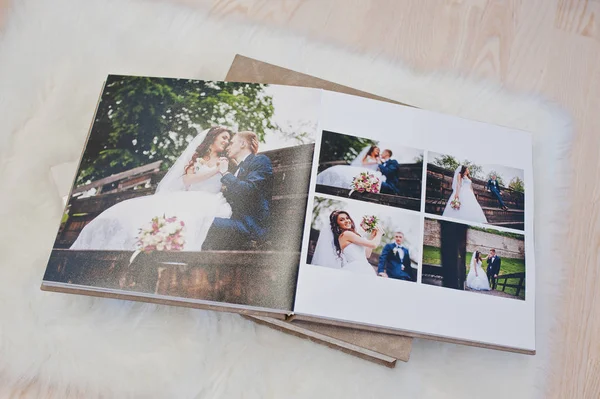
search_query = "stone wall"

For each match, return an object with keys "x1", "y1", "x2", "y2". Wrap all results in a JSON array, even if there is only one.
[{"x1": 423, "y1": 219, "x2": 524, "y2": 259}]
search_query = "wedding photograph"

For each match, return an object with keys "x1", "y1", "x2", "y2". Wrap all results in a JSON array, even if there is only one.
[
  {"x1": 307, "y1": 195, "x2": 421, "y2": 282},
  {"x1": 424, "y1": 151, "x2": 525, "y2": 230},
  {"x1": 43, "y1": 75, "x2": 321, "y2": 311},
  {"x1": 315, "y1": 130, "x2": 424, "y2": 212},
  {"x1": 421, "y1": 217, "x2": 525, "y2": 300}
]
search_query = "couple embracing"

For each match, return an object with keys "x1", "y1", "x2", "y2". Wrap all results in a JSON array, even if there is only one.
[
  {"x1": 317, "y1": 145, "x2": 402, "y2": 195},
  {"x1": 71, "y1": 126, "x2": 273, "y2": 252}
]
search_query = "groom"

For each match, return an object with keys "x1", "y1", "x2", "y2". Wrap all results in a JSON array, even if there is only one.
[
  {"x1": 201, "y1": 131, "x2": 273, "y2": 250},
  {"x1": 487, "y1": 175, "x2": 508, "y2": 211},
  {"x1": 486, "y1": 249, "x2": 502, "y2": 289},
  {"x1": 377, "y1": 149, "x2": 401, "y2": 195},
  {"x1": 377, "y1": 230, "x2": 415, "y2": 281}
]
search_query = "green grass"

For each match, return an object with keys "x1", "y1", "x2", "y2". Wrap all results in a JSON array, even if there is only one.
[
  {"x1": 422, "y1": 245, "x2": 525, "y2": 298},
  {"x1": 422, "y1": 245, "x2": 442, "y2": 265}
]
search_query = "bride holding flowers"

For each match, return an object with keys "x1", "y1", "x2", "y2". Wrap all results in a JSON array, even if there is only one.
[
  {"x1": 316, "y1": 145, "x2": 384, "y2": 193},
  {"x1": 312, "y1": 210, "x2": 383, "y2": 275}
]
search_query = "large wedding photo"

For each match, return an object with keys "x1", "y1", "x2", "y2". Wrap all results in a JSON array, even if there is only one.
[
  {"x1": 306, "y1": 195, "x2": 421, "y2": 282},
  {"x1": 44, "y1": 75, "x2": 320, "y2": 311},
  {"x1": 421, "y1": 217, "x2": 525, "y2": 300},
  {"x1": 315, "y1": 130, "x2": 424, "y2": 212},
  {"x1": 424, "y1": 151, "x2": 525, "y2": 231}
]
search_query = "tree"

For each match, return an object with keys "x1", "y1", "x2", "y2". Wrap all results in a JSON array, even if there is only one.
[
  {"x1": 319, "y1": 131, "x2": 376, "y2": 164},
  {"x1": 432, "y1": 154, "x2": 459, "y2": 171},
  {"x1": 432, "y1": 155, "x2": 483, "y2": 179},
  {"x1": 509, "y1": 176, "x2": 525, "y2": 193},
  {"x1": 77, "y1": 75, "x2": 275, "y2": 185},
  {"x1": 486, "y1": 171, "x2": 505, "y2": 186}
]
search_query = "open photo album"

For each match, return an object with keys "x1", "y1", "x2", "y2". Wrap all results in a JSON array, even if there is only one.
[{"x1": 42, "y1": 75, "x2": 535, "y2": 353}]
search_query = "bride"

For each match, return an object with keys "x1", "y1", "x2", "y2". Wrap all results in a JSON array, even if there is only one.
[
  {"x1": 70, "y1": 126, "x2": 234, "y2": 251},
  {"x1": 311, "y1": 210, "x2": 382, "y2": 275},
  {"x1": 466, "y1": 251, "x2": 490, "y2": 291},
  {"x1": 442, "y1": 165, "x2": 488, "y2": 223},
  {"x1": 316, "y1": 145, "x2": 385, "y2": 191}
]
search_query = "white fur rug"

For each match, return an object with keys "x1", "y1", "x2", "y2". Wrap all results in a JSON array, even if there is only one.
[{"x1": 0, "y1": 0, "x2": 571, "y2": 397}]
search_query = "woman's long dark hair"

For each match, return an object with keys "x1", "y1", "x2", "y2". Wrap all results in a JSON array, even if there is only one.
[
  {"x1": 329, "y1": 210, "x2": 357, "y2": 258},
  {"x1": 474, "y1": 251, "x2": 482, "y2": 263},
  {"x1": 459, "y1": 165, "x2": 469, "y2": 178},
  {"x1": 362, "y1": 145, "x2": 380, "y2": 162},
  {"x1": 184, "y1": 126, "x2": 232, "y2": 174}
]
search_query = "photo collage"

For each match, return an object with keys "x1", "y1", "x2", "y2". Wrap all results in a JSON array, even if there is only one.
[{"x1": 306, "y1": 130, "x2": 526, "y2": 301}]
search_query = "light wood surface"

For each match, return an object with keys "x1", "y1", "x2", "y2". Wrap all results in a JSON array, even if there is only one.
[
  {"x1": 170, "y1": 2, "x2": 600, "y2": 397},
  {"x1": 2, "y1": 0, "x2": 598, "y2": 397}
]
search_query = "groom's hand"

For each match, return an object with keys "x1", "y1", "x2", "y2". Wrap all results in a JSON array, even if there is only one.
[
  {"x1": 378, "y1": 272, "x2": 388, "y2": 278},
  {"x1": 218, "y1": 157, "x2": 229, "y2": 175}
]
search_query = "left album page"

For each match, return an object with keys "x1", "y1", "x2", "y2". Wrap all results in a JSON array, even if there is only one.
[{"x1": 41, "y1": 75, "x2": 321, "y2": 316}]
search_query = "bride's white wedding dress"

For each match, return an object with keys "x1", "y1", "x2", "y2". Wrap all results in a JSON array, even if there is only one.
[
  {"x1": 442, "y1": 175, "x2": 488, "y2": 223},
  {"x1": 70, "y1": 130, "x2": 233, "y2": 252},
  {"x1": 310, "y1": 224, "x2": 376, "y2": 276},
  {"x1": 316, "y1": 149, "x2": 385, "y2": 191},
  {"x1": 466, "y1": 257, "x2": 490, "y2": 291},
  {"x1": 70, "y1": 165, "x2": 232, "y2": 251},
  {"x1": 341, "y1": 242, "x2": 376, "y2": 275}
]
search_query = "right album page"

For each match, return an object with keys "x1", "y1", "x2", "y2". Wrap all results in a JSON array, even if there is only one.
[{"x1": 293, "y1": 90, "x2": 535, "y2": 352}]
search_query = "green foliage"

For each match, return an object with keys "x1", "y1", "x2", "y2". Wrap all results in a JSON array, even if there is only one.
[
  {"x1": 432, "y1": 154, "x2": 484, "y2": 179},
  {"x1": 414, "y1": 153, "x2": 424, "y2": 164},
  {"x1": 77, "y1": 76, "x2": 275, "y2": 184},
  {"x1": 486, "y1": 171, "x2": 505, "y2": 186},
  {"x1": 319, "y1": 131, "x2": 376, "y2": 164},
  {"x1": 509, "y1": 176, "x2": 525, "y2": 193}
]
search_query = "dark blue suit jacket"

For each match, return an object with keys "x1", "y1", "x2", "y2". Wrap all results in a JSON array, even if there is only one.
[
  {"x1": 377, "y1": 243, "x2": 413, "y2": 281},
  {"x1": 487, "y1": 179, "x2": 501, "y2": 193},
  {"x1": 378, "y1": 159, "x2": 401, "y2": 194},
  {"x1": 221, "y1": 153, "x2": 273, "y2": 239},
  {"x1": 486, "y1": 255, "x2": 501, "y2": 277}
]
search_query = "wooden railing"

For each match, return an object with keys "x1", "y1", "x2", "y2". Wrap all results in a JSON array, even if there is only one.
[
  {"x1": 72, "y1": 160, "x2": 163, "y2": 196},
  {"x1": 493, "y1": 272, "x2": 526, "y2": 297}
]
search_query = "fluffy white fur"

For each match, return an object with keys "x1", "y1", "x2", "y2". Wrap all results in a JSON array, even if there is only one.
[{"x1": 0, "y1": 0, "x2": 571, "y2": 397}]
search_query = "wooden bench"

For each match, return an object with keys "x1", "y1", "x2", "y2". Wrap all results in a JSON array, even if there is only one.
[{"x1": 44, "y1": 249, "x2": 300, "y2": 310}]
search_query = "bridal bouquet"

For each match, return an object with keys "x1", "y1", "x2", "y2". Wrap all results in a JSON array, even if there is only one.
[
  {"x1": 349, "y1": 172, "x2": 380, "y2": 196},
  {"x1": 360, "y1": 214, "x2": 380, "y2": 234},
  {"x1": 130, "y1": 215, "x2": 186, "y2": 264},
  {"x1": 450, "y1": 197, "x2": 461, "y2": 210}
]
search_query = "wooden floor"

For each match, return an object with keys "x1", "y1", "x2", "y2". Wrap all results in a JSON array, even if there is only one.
[{"x1": 2, "y1": 0, "x2": 599, "y2": 397}]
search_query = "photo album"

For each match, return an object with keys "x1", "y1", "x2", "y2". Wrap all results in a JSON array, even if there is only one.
[{"x1": 42, "y1": 75, "x2": 535, "y2": 354}]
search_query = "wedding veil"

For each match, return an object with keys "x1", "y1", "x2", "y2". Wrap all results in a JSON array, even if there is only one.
[
  {"x1": 349, "y1": 145, "x2": 373, "y2": 167},
  {"x1": 451, "y1": 165, "x2": 463, "y2": 192},
  {"x1": 312, "y1": 222, "x2": 344, "y2": 269},
  {"x1": 155, "y1": 128, "x2": 209, "y2": 193},
  {"x1": 469, "y1": 251, "x2": 478, "y2": 271}
]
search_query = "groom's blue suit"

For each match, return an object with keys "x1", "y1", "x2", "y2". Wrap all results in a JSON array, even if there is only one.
[
  {"x1": 487, "y1": 178, "x2": 506, "y2": 208},
  {"x1": 202, "y1": 153, "x2": 273, "y2": 250},
  {"x1": 378, "y1": 159, "x2": 401, "y2": 195},
  {"x1": 377, "y1": 243, "x2": 415, "y2": 281}
]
